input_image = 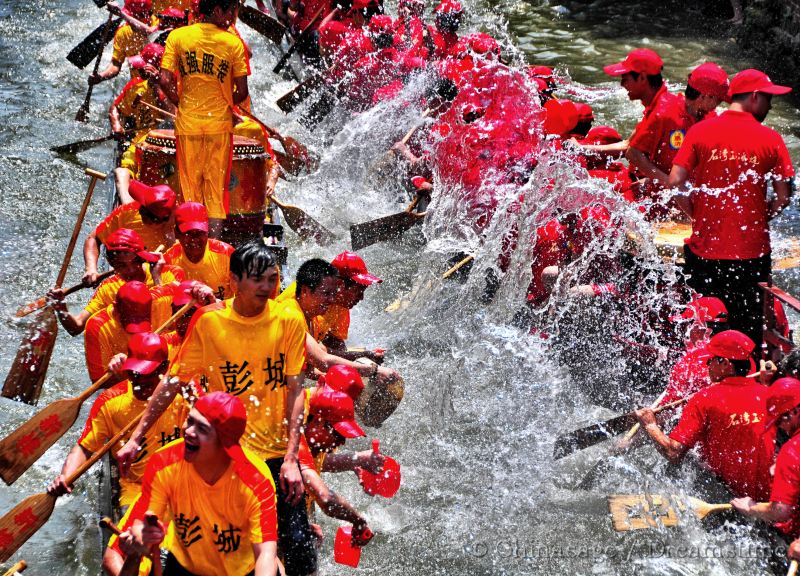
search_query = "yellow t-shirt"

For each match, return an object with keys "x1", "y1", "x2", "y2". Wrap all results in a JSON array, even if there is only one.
[
  {"x1": 161, "y1": 22, "x2": 250, "y2": 135},
  {"x1": 78, "y1": 381, "x2": 187, "y2": 506},
  {"x1": 314, "y1": 304, "x2": 350, "y2": 342},
  {"x1": 163, "y1": 238, "x2": 234, "y2": 300},
  {"x1": 84, "y1": 265, "x2": 185, "y2": 318},
  {"x1": 111, "y1": 24, "x2": 148, "y2": 76},
  {"x1": 275, "y1": 282, "x2": 323, "y2": 338},
  {"x1": 123, "y1": 439, "x2": 277, "y2": 576},
  {"x1": 94, "y1": 203, "x2": 175, "y2": 254},
  {"x1": 170, "y1": 299, "x2": 306, "y2": 459},
  {"x1": 113, "y1": 77, "x2": 162, "y2": 135},
  {"x1": 84, "y1": 307, "x2": 133, "y2": 382}
]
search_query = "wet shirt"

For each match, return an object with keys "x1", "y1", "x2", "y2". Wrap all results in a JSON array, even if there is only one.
[
  {"x1": 94, "y1": 203, "x2": 175, "y2": 253},
  {"x1": 770, "y1": 434, "x2": 800, "y2": 537},
  {"x1": 170, "y1": 299, "x2": 306, "y2": 460},
  {"x1": 163, "y1": 238, "x2": 234, "y2": 300},
  {"x1": 112, "y1": 23, "x2": 148, "y2": 72},
  {"x1": 84, "y1": 266, "x2": 185, "y2": 318},
  {"x1": 84, "y1": 307, "x2": 135, "y2": 382},
  {"x1": 661, "y1": 342, "x2": 712, "y2": 405},
  {"x1": 669, "y1": 376, "x2": 774, "y2": 500},
  {"x1": 113, "y1": 78, "x2": 163, "y2": 135},
  {"x1": 629, "y1": 86, "x2": 695, "y2": 177},
  {"x1": 78, "y1": 380, "x2": 187, "y2": 506},
  {"x1": 314, "y1": 304, "x2": 350, "y2": 343},
  {"x1": 125, "y1": 439, "x2": 277, "y2": 575},
  {"x1": 673, "y1": 109, "x2": 795, "y2": 260},
  {"x1": 161, "y1": 23, "x2": 250, "y2": 135}
]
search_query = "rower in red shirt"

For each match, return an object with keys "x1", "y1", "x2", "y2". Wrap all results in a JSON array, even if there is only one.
[
  {"x1": 346, "y1": 15, "x2": 401, "y2": 110},
  {"x1": 732, "y1": 377, "x2": 800, "y2": 551},
  {"x1": 393, "y1": 0, "x2": 427, "y2": 58},
  {"x1": 668, "y1": 68, "x2": 795, "y2": 349},
  {"x1": 636, "y1": 330, "x2": 774, "y2": 501},
  {"x1": 425, "y1": 0, "x2": 461, "y2": 60}
]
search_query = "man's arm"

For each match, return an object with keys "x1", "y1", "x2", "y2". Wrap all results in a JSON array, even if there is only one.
[
  {"x1": 89, "y1": 61, "x2": 123, "y2": 85},
  {"x1": 252, "y1": 541, "x2": 279, "y2": 576},
  {"x1": 323, "y1": 449, "x2": 384, "y2": 473},
  {"x1": 47, "y1": 444, "x2": 91, "y2": 496},
  {"x1": 667, "y1": 164, "x2": 693, "y2": 219},
  {"x1": 768, "y1": 180, "x2": 793, "y2": 220},
  {"x1": 117, "y1": 376, "x2": 181, "y2": 475},
  {"x1": 280, "y1": 374, "x2": 305, "y2": 505},
  {"x1": 635, "y1": 408, "x2": 688, "y2": 464},
  {"x1": 106, "y1": 1, "x2": 158, "y2": 34},
  {"x1": 569, "y1": 138, "x2": 628, "y2": 160},
  {"x1": 305, "y1": 334, "x2": 397, "y2": 384},
  {"x1": 83, "y1": 232, "x2": 101, "y2": 285},
  {"x1": 159, "y1": 69, "x2": 180, "y2": 107},
  {"x1": 730, "y1": 498, "x2": 793, "y2": 523},
  {"x1": 233, "y1": 76, "x2": 249, "y2": 105},
  {"x1": 626, "y1": 147, "x2": 669, "y2": 187},
  {"x1": 302, "y1": 468, "x2": 370, "y2": 529}
]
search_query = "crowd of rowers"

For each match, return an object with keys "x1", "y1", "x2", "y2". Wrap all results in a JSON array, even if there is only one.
[{"x1": 41, "y1": 0, "x2": 800, "y2": 572}]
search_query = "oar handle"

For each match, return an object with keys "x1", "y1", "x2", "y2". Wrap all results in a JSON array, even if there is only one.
[
  {"x1": 141, "y1": 101, "x2": 176, "y2": 119},
  {"x1": 273, "y1": 6, "x2": 327, "y2": 74},
  {"x1": 652, "y1": 397, "x2": 689, "y2": 414},
  {"x1": 76, "y1": 299, "x2": 195, "y2": 403},
  {"x1": 620, "y1": 390, "x2": 669, "y2": 444},
  {"x1": 1, "y1": 561, "x2": 26, "y2": 576},
  {"x1": 705, "y1": 503, "x2": 734, "y2": 514},
  {"x1": 442, "y1": 255, "x2": 474, "y2": 280},
  {"x1": 76, "y1": 13, "x2": 115, "y2": 121},
  {"x1": 64, "y1": 410, "x2": 143, "y2": 486},
  {"x1": 788, "y1": 560, "x2": 798, "y2": 576},
  {"x1": 16, "y1": 270, "x2": 115, "y2": 318},
  {"x1": 100, "y1": 516, "x2": 163, "y2": 576},
  {"x1": 398, "y1": 108, "x2": 433, "y2": 146},
  {"x1": 55, "y1": 168, "x2": 107, "y2": 287},
  {"x1": 372, "y1": 439, "x2": 380, "y2": 454}
]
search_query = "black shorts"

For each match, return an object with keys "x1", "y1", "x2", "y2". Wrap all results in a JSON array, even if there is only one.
[
  {"x1": 164, "y1": 552, "x2": 254, "y2": 575},
  {"x1": 266, "y1": 456, "x2": 318, "y2": 576}
]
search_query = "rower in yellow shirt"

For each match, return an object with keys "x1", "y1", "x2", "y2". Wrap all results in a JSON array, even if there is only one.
[
  {"x1": 89, "y1": 0, "x2": 152, "y2": 85},
  {"x1": 114, "y1": 392, "x2": 279, "y2": 575},
  {"x1": 163, "y1": 202, "x2": 235, "y2": 300},
  {"x1": 160, "y1": 0, "x2": 250, "y2": 238},
  {"x1": 118, "y1": 240, "x2": 317, "y2": 576}
]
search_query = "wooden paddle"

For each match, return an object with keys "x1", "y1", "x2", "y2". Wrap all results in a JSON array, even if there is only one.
[
  {"x1": 15, "y1": 270, "x2": 115, "y2": 318},
  {"x1": 1, "y1": 168, "x2": 107, "y2": 405},
  {"x1": 100, "y1": 515, "x2": 163, "y2": 576},
  {"x1": 76, "y1": 13, "x2": 116, "y2": 122},
  {"x1": 607, "y1": 494, "x2": 735, "y2": 532},
  {"x1": 0, "y1": 561, "x2": 26, "y2": 576},
  {"x1": 238, "y1": 3, "x2": 286, "y2": 45},
  {"x1": 367, "y1": 111, "x2": 431, "y2": 183},
  {"x1": 273, "y1": 6, "x2": 327, "y2": 74},
  {"x1": 52, "y1": 133, "x2": 118, "y2": 155},
  {"x1": 0, "y1": 412, "x2": 143, "y2": 562},
  {"x1": 276, "y1": 70, "x2": 326, "y2": 113},
  {"x1": 0, "y1": 301, "x2": 195, "y2": 485},
  {"x1": 349, "y1": 196, "x2": 426, "y2": 251},
  {"x1": 66, "y1": 16, "x2": 122, "y2": 69},
  {"x1": 552, "y1": 397, "x2": 687, "y2": 460},
  {"x1": 269, "y1": 196, "x2": 335, "y2": 245},
  {"x1": 789, "y1": 561, "x2": 799, "y2": 576}
]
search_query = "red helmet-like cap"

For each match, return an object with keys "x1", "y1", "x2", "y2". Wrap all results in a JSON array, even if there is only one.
[
  {"x1": 687, "y1": 62, "x2": 729, "y2": 101},
  {"x1": 764, "y1": 377, "x2": 800, "y2": 429},
  {"x1": 194, "y1": 392, "x2": 248, "y2": 460},
  {"x1": 728, "y1": 68, "x2": 791, "y2": 98},
  {"x1": 175, "y1": 202, "x2": 209, "y2": 233},
  {"x1": 324, "y1": 365, "x2": 364, "y2": 401},
  {"x1": 122, "y1": 332, "x2": 169, "y2": 374},
  {"x1": 574, "y1": 102, "x2": 594, "y2": 122},
  {"x1": 368, "y1": 14, "x2": 394, "y2": 35},
  {"x1": 104, "y1": 228, "x2": 160, "y2": 263},
  {"x1": 310, "y1": 385, "x2": 365, "y2": 438},
  {"x1": 580, "y1": 125, "x2": 622, "y2": 146},
  {"x1": 129, "y1": 43, "x2": 164, "y2": 70},
  {"x1": 124, "y1": 0, "x2": 152, "y2": 17},
  {"x1": 129, "y1": 180, "x2": 177, "y2": 219},
  {"x1": 171, "y1": 280, "x2": 199, "y2": 307},
  {"x1": 332, "y1": 251, "x2": 383, "y2": 286},
  {"x1": 603, "y1": 48, "x2": 663, "y2": 77},
  {"x1": 115, "y1": 281, "x2": 153, "y2": 334},
  {"x1": 671, "y1": 296, "x2": 728, "y2": 324},
  {"x1": 706, "y1": 330, "x2": 755, "y2": 361}
]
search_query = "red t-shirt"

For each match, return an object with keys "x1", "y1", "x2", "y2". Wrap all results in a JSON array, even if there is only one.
[
  {"x1": 660, "y1": 342, "x2": 712, "y2": 405},
  {"x1": 673, "y1": 109, "x2": 795, "y2": 260},
  {"x1": 629, "y1": 87, "x2": 695, "y2": 177},
  {"x1": 771, "y1": 434, "x2": 800, "y2": 537},
  {"x1": 669, "y1": 376, "x2": 774, "y2": 500}
]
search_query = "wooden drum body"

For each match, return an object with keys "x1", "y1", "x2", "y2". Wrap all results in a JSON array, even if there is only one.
[{"x1": 136, "y1": 129, "x2": 268, "y2": 246}]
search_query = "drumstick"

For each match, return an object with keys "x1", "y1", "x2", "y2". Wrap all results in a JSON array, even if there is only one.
[{"x1": 142, "y1": 102, "x2": 176, "y2": 119}]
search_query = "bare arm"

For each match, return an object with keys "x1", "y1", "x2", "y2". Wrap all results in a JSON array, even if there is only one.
[
  {"x1": 90, "y1": 61, "x2": 123, "y2": 85},
  {"x1": 769, "y1": 180, "x2": 793, "y2": 220},
  {"x1": 667, "y1": 164, "x2": 693, "y2": 218},
  {"x1": 253, "y1": 541, "x2": 278, "y2": 576},
  {"x1": 109, "y1": 104, "x2": 125, "y2": 135},
  {"x1": 635, "y1": 408, "x2": 688, "y2": 464},
  {"x1": 233, "y1": 75, "x2": 249, "y2": 105},
  {"x1": 626, "y1": 147, "x2": 669, "y2": 187},
  {"x1": 47, "y1": 444, "x2": 91, "y2": 496},
  {"x1": 280, "y1": 374, "x2": 305, "y2": 505},
  {"x1": 106, "y1": 1, "x2": 158, "y2": 35},
  {"x1": 83, "y1": 232, "x2": 101, "y2": 284},
  {"x1": 730, "y1": 498, "x2": 793, "y2": 523},
  {"x1": 305, "y1": 334, "x2": 396, "y2": 383},
  {"x1": 302, "y1": 468, "x2": 368, "y2": 527},
  {"x1": 323, "y1": 449, "x2": 384, "y2": 473},
  {"x1": 159, "y1": 69, "x2": 180, "y2": 107},
  {"x1": 571, "y1": 138, "x2": 628, "y2": 161}
]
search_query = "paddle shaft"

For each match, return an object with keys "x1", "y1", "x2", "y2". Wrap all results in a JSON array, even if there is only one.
[
  {"x1": 100, "y1": 515, "x2": 163, "y2": 576},
  {"x1": 1, "y1": 561, "x2": 26, "y2": 576},
  {"x1": 789, "y1": 560, "x2": 799, "y2": 576},
  {"x1": 55, "y1": 168, "x2": 107, "y2": 288},
  {"x1": 273, "y1": 6, "x2": 326, "y2": 74},
  {"x1": 619, "y1": 389, "x2": 669, "y2": 446},
  {"x1": 76, "y1": 12, "x2": 115, "y2": 122},
  {"x1": 16, "y1": 270, "x2": 115, "y2": 318},
  {"x1": 141, "y1": 101, "x2": 176, "y2": 119},
  {"x1": 442, "y1": 255, "x2": 474, "y2": 280}
]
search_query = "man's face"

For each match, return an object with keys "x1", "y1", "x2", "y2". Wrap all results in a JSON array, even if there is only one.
[
  {"x1": 337, "y1": 278, "x2": 368, "y2": 309},
  {"x1": 751, "y1": 92, "x2": 773, "y2": 123},
  {"x1": 620, "y1": 72, "x2": 647, "y2": 101},
  {"x1": 778, "y1": 407, "x2": 800, "y2": 437},
  {"x1": 232, "y1": 266, "x2": 279, "y2": 307},
  {"x1": 139, "y1": 204, "x2": 172, "y2": 224},
  {"x1": 305, "y1": 416, "x2": 346, "y2": 452},
  {"x1": 176, "y1": 228, "x2": 208, "y2": 259},
  {"x1": 304, "y1": 275, "x2": 339, "y2": 317},
  {"x1": 128, "y1": 361, "x2": 168, "y2": 398},
  {"x1": 140, "y1": 63, "x2": 161, "y2": 83},
  {"x1": 107, "y1": 250, "x2": 143, "y2": 280},
  {"x1": 182, "y1": 408, "x2": 222, "y2": 462}
]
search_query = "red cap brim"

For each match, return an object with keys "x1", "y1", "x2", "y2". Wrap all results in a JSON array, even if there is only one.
[
  {"x1": 123, "y1": 319, "x2": 152, "y2": 334},
  {"x1": 603, "y1": 63, "x2": 630, "y2": 76},
  {"x1": 761, "y1": 85, "x2": 792, "y2": 95},
  {"x1": 333, "y1": 419, "x2": 366, "y2": 438},
  {"x1": 122, "y1": 357, "x2": 161, "y2": 374},
  {"x1": 351, "y1": 273, "x2": 383, "y2": 286},
  {"x1": 138, "y1": 250, "x2": 160, "y2": 263},
  {"x1": 128, "y1": 55, "x2": 146, "y2": 70},
  {"x1": 177, "y1": 220, "x2": 209, "y2": 233}
]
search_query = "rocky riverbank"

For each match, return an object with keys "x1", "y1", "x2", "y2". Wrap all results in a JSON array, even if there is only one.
[{"x1": 736, "y1": 0, "x2": 800, "y2": 89}]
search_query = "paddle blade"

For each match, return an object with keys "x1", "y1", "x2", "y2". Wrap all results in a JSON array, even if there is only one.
[
  {"x1": 276, "y1": 74, "x2": 325, "y2": 114},
  {"x1": 51, "y1": 134, "x2": 113, "y2": 155},
  {"x1": 1, "y1": 309, "x2": 58, "y2": 405},
  {"x1": 0, "y1": 492, "x2": 56, "y2": 562},
  {"x1": 14, "y1": 298, "x2": 47, "y2": 319},
  {"x1": 0, "y1": 397, "x2": 83, "y2": 485},
  {"x1": 552, "y1": 411, "x2": 638, "y2": 460},
  {"x1": 238, "y1": 5, "x2": 286, "y2": 45},
  {"x1": 66, "y1": 18, "x2": 121, "y2": 69},
  {"x1": 276, "y1": 202, "x2": 335, "y2": 245},
  {"x1": 607, "y1": 494, "x2": 680, "y2": 532},
  {"x1": 350, "y1": 211, "x2": 424, "y2": 251}
]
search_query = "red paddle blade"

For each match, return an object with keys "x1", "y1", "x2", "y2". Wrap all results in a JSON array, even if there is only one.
[
  {"x1": 358, "y1": 456, "x2": 401, "y2": 498},
  {"x1": 334, "y1": 526, "x2": 361, "y2": 567}
]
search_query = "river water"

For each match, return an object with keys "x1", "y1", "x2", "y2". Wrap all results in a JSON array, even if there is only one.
[{"x1": 1, "y1": 0, "x2": 800, "y2": 574}]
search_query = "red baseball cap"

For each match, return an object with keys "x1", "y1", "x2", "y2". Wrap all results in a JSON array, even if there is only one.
[
  {"x1": 411, "y1": 176, "x2": 430, "y2": 190},
  {"x1": 129, "y1": 180, "x2": 177, "y2": 218},
  {"x1": 171, "y1": 280, "x2": 199, "y2": 307},
  {"x1": 175, "y1": 202, "x2": 209, "y2": 233},
  {"x1": 670, "y1": 296, "x2": 728, "y2": 324},
  {"x1": 122, "y1": 332, "x2": 169, "y2": 375},
  {"x1": 124, "y1": 0, "x2": 152, "y2": 17},
  {"x1": 324, "y1": 365, "x2": 364, "y2": 401},
  {"x1": 764, "y1": 377, "x2": 800, "y2": 429},
  {"x1": 466, "y1": 32, "x2": 500, "y2": 57},
  {"x1": 129, "y1": 43, "x2": 165, "y2": 70},
  {"x1": 580, "y1": 125, "x2": 622, "y2": 145},
  {"x1": 706, "y1": 330, "x2": 754, "y2": 361},
  {"x1": 368, "y1": 14, "x2": 394, "y2": 34},
  {"x1": 310, "y1": 385, "x2": 365, "y2": 438},
  {"x1": 104, "y1": 228, "x2": 160, "y2": 263},
  {"x1": 194, "y1": 392, "x2": 248, "y2": 460},
  {"x1": 115, "y1": 281, "x2": 153, "y2": 334},
  {"x1": 350, "y1": 0, "x2": 379, "y2": 10},
  {"x1": 574, "y1": 102, "x2": 594, "y2": 122},
  {"x1": 687, "y1": 62, "x2": 729, "y2": 101},
  {"x1": 331, "y1": 251, "x2": 383, "y2": 286},
  {"x1": 434, "y1": 0, "x2": 462, "y2": 14},
  {"x1": 728, "y1": 68, "x2": 792, "y2": 98},
  {"x1": 603, "y1": 48, "x2": 663, "y2": 76}
]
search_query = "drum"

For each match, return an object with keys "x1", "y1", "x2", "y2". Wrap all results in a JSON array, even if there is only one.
[
  {"x1": 353, "y1": 358, "x2": 405, "y2": 427},
  {"x1": 136, "y1": 129, "x2": 268, "y2": 246}
]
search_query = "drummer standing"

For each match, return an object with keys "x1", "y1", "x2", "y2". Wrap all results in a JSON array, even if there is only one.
[{"x1": 159, "y1": 0, "x2": 250, "y2": 238}]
